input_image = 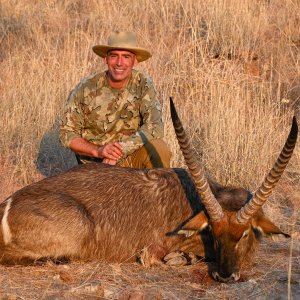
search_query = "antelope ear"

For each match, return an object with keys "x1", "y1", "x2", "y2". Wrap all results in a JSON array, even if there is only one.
[
  {"x1": 177, "y1": 212, "x2": 209, "y2": 237},
  {"x1": 252, "y1": 216, "x2": 290, "y2": 240}
]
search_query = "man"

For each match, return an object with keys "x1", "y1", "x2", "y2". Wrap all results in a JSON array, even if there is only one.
[{"x1": 60, "y1": 31, "x2": 171, "y2": 168}]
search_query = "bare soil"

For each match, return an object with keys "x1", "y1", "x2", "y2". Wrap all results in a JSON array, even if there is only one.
[{"x1": 0, "y1": 240, "x2": 299, "y2": 299}]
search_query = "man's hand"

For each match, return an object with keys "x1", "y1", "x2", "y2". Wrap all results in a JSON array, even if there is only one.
[
  {"x1": 98, "y1": 142, "x2": 123, "y2": 164},
  {"x1": 102, "y1": 158, "x2": 118, "y2": 165},
  {"x1": 69, "y1": 138, "x2": 123, "y2": 165}
]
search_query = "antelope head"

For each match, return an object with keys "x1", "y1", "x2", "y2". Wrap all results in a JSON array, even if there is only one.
[{"x1": 170, "y1": 97, "x2": 298, "y2": 282}]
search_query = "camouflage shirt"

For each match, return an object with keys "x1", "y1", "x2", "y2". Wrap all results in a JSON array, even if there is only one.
[{"x1": 59, "y1": 69, "x2": 164, "y2": 158}]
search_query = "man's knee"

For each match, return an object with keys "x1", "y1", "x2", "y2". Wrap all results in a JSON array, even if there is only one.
[
  {"x1": 118, "y1": 139, "x2": 172, "y2": 169},
  {"x1": 143, "y1": 139, "x2": 172, "y2": 168}
]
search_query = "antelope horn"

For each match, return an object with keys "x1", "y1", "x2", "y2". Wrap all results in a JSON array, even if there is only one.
[
  {"x1": 237, "y1": 116, "x2": 298, "y2": 223},
  {"x1": 170, "y1": 97, "x2": 224, "y2": 222}
]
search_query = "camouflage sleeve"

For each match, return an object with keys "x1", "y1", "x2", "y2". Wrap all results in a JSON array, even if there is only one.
[
  {"x1": 59, "y1": 84, "x2": 85, "y2": 148},
  {"x1": 119, "y1": 77, "x2": 164, "y2": 157}
]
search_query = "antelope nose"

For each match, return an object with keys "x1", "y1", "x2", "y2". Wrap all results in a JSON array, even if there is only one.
[
  {"x1": 231, "y1": 272, "x2": 240, "y2": 281},
  {"x1": 212, "y1": 271, "x2": 240, "y2": 282}
]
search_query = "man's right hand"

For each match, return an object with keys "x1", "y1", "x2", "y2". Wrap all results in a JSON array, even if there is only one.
[{"x1": 102, "y1": 158, "x2": 118, "y2": 165}]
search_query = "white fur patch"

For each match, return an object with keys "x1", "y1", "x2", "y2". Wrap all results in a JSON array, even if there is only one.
[
  {"x1": 177, "y1": 229, "x2": 196, "y2": 237},
  {"x1": 200, "y1": 222, "x2": 209, "y2": 231},
  {"x1": 2, "y1": 197, "x2": 12, "y2": 245}
]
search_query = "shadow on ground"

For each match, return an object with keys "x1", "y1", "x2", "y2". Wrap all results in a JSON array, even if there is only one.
[{"x1": 36, "y1": 120, "x2": 78, "y2": 177}]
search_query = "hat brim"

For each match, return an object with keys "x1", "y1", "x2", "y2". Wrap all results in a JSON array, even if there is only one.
[{"x1": 92, "y1": 45, "x2": 152, "y2": 62}]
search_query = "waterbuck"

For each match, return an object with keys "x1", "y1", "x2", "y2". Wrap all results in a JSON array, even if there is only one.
[{"x1": 0, "y1": 98, "x2": 298, "y2": 282}]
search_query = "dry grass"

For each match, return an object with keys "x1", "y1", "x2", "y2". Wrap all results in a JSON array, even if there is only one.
[
  {"x1": 1, "y1": 0, "x2": 299, "y2": 186},
  {"x1": 0, "y1": 0, "x2": 300, "y2": 298}
]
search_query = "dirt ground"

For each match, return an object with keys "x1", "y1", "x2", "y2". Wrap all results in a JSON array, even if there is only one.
[{"x1": 0, "y1": 239, "x2": 299, "y2": 299}]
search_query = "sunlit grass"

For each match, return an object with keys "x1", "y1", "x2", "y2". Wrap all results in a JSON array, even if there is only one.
[{"x1": 0, "y1": 0, "x2": 299, "y2": 189}]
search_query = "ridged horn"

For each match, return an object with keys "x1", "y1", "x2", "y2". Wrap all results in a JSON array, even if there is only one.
[
  {"x1": 237, "y1": 116, "x2": 298, "y2": 223},
  {"x1": 170, "y1": 97, "x2": 224, "y2": 222}
]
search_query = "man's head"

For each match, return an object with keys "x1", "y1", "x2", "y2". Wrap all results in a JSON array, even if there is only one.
[
  {"x1": 104, "y1": 49, "x2": 137, "y2": 88},
  {"x1": 93, "y1": 31, "x2": 151, "y2": 88}
]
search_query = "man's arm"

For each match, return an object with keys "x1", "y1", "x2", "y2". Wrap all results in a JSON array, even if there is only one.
[
  {"x1": 59, "y1": 83, "x2": 123, "y2": 164},
  {"x1": 69, "y1": 137, "x2": 123, "y2": 163},
  {"x1": 119, "y1": 76, "x2": 164, "y2": 157}
]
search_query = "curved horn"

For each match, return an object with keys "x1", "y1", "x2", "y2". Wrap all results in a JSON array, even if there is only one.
[
  {"x1": 170, "y1": 97, "x2": 224, "y2": 222},
  {"x1": 237, "y1": 116, "x2": 298, "y2": 223}
]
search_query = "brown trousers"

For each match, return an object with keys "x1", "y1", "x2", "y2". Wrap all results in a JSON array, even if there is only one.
[{"x1": 118, "y1": 139, "x2": 171, "y2": 168}]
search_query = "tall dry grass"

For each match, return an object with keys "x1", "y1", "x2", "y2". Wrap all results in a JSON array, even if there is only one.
[{"x1": 0, "y1": 0, "x2": 299, "y2": 191}]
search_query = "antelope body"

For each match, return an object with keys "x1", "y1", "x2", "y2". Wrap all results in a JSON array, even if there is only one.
[{"x1": 0, "y1": 99, "x2": 298, "y2": 282}]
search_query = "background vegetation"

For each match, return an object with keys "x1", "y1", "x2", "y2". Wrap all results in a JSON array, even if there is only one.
[
  {"x1": 0, "y1": 0, "x2": 299, "y2": 298},
  {"x1": 1, "y1": 0, "x2": 299, "y2": 186}
]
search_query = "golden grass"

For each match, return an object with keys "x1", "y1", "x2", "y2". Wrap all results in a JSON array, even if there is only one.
[
  {"x1": 1, "y1": 0, "x2": 299, "y2": 187},
  {"x1": 0, "y1": 0, "x2": 299, "y2": 298}
]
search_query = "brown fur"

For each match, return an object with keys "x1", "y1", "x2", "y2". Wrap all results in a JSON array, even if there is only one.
[{"x1": 0, "y1": 163, "x2": 287, "y2": 282}]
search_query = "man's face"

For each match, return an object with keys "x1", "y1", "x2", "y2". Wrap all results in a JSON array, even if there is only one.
[{"x1": 105, "y1": 50, "x2": 137, "y2": 88}]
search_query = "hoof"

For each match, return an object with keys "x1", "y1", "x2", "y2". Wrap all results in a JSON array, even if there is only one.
[{"x1": 163, "y1": 251, "x2": 188, "y2": 266}]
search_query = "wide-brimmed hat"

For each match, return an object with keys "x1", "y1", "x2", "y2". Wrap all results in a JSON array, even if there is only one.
[{"x1": 92, "y1": 31, "x2": 151, "y2": 62}]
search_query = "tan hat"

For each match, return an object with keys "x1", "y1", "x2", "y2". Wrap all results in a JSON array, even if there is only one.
[{"x1": 92, "y1": 31, "x2": 151, "y2": 62}]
